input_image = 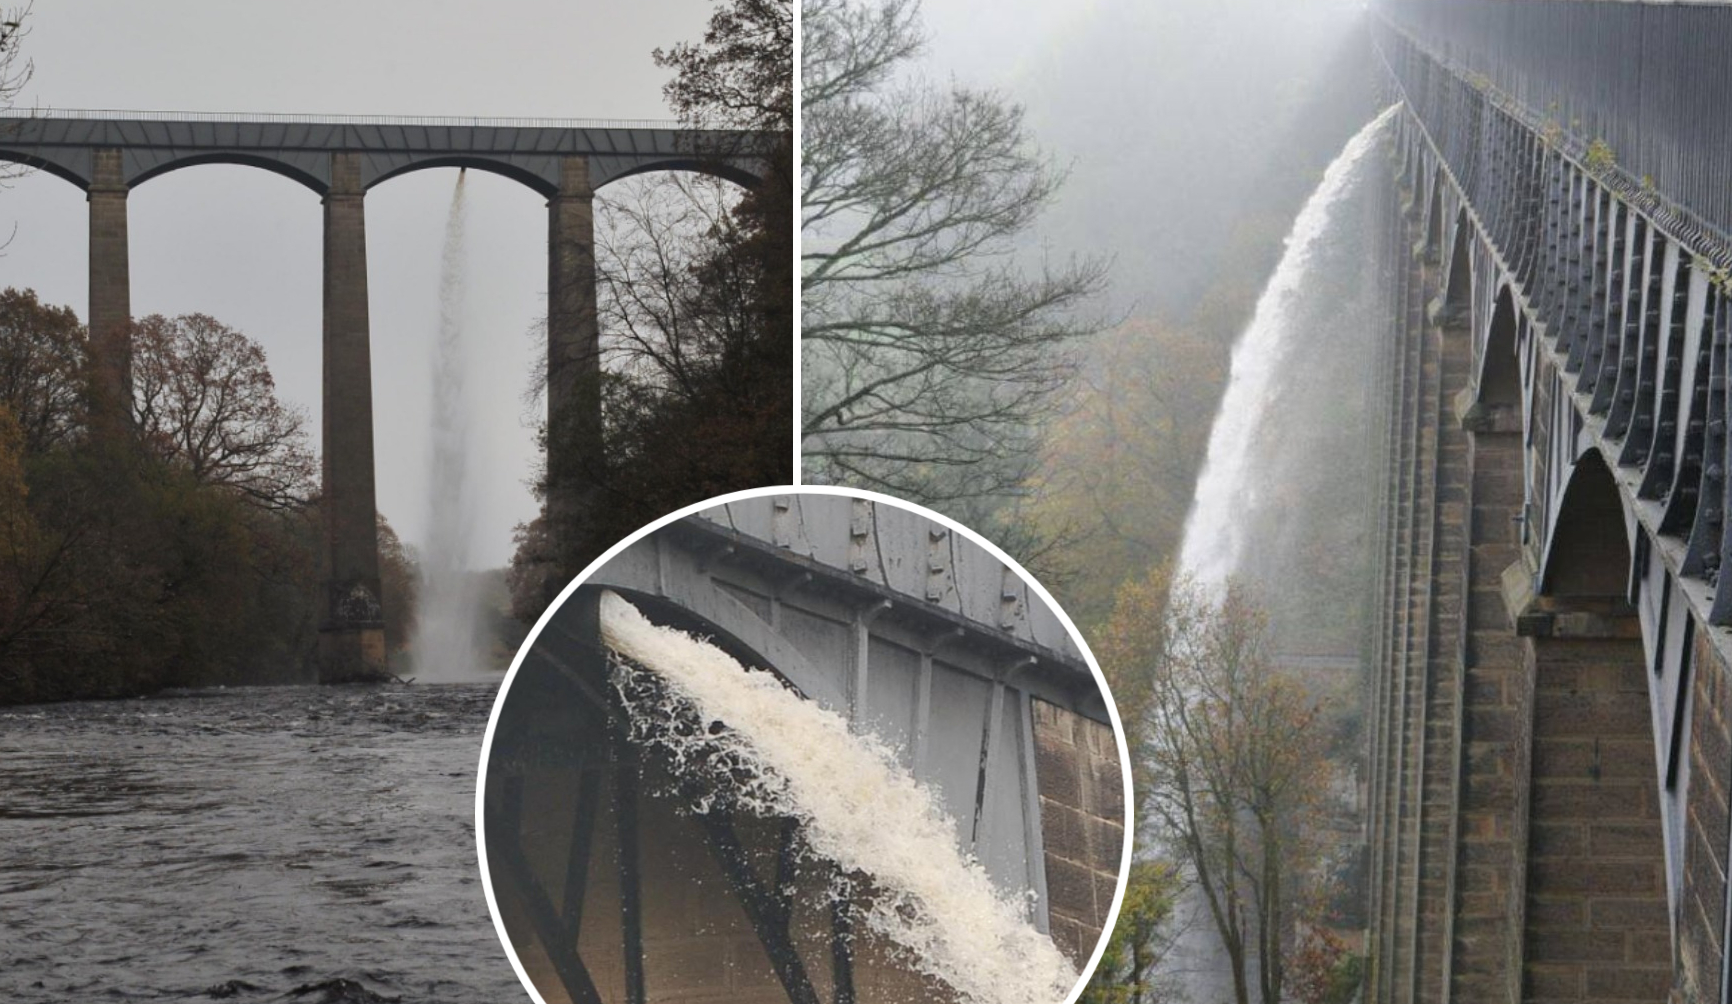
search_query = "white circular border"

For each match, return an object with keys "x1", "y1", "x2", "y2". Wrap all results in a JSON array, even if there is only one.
[{"x1": 475, "y1": 484, "x2": 1136, "y2": 1004}]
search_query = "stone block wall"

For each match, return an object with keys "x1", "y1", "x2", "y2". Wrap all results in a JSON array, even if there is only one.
[
  {"x1": 1522, "y1": 635, "x2": 1669, "y2": 1002},
  {"x1": 1682, "y1": 630, "x2": 1732, "y2": 999},
  {"x1": 1032, "y1": 698, "x2": 1127, "y2": 968}
]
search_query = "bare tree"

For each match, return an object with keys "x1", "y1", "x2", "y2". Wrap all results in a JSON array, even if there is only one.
[
  {"x1": 510, "y1": 0, "x2": 793, "y2": 613},
  {"x1": 1, "y1": 3, "x2": 36, "y2": 249},
  {"x1": 0, "y1": 6, "x2": 28, "y2": 109},
  {"x1": 130, "y1": 314, "x2": 317, "y2": 512},
  {"x1": 655, "y1": 0, "x2": 792, "y2": 132},
  {"x1": 800, "y1": 0, "x2": 1108, "y2": 507},
  {"x1": 593, "y1": 173, "x2": 749, "y2": 391}
]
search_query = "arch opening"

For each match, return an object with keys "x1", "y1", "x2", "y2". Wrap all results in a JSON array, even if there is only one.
[
  {"x1": 129, "y1": 152, "x2": 327, "y2": 196},
  {"x1": 1540, "y1": 448, "x2": 1630, "y2": 599},
  {"x1": 0, "y1": 149, "x2": 89, "y2": 190},
  {"x1": 366, "y1": 156, "x2": 559, "y2": 199},
  {"x1": 1424, "y1": 175, "x2": 1444, "y2": 258},
  {"x1": 123, "y1": 161, "x2": 324, "y2": 437},
  {"x1": 1442, "y1": 208, "x2": 1472, "y2": 319},
  {"x1": 1480, "y1": 285, "x2": 1522, "y2": 409}
]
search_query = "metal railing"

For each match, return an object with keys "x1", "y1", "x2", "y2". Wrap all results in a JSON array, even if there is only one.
[
  {"x1": 1380, "y1": 0, "x2": 1732, "y2": 251},
  {"x1": 16, "y1": 107, "x2": 685, "y2": 130}
]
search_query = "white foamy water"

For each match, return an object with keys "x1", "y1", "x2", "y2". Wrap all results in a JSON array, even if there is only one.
[
  {"x1": 412, "y1": 172, "x2": 487, "y2": 683},
  {"x1": 598, "y1": 590, "x2": 1079, "y2": 1004},
  {"x1": 1163, "y1": 107, "x2": 1397, "y2": 1002},
  {"x1": 1177, "y1": 105, "x2": 1398, "y2": 586}
]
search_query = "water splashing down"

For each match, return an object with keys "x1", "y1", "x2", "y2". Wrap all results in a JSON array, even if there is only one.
[
  {"x1": 1177, "y1": 104, "x2": 1399, "y2": 588},
  {"x1": 412, "y1": 171, "x2": 487, "y2": 683},
  {"x1": 599, "y1": 590, "x2": 1079, "y2": 1004}
]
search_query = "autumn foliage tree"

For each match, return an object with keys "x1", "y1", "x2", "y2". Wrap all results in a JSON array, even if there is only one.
[
  {"x1": 1132, "y1": 578, "x2": 1332, "y2": 1004},
  {"x1": 0, "y1": 288, "x2": 83, "y2": 453},
  {"x1": 1013, "y1": 319, "x2": 1226, "y2": 626},
  {"x1": 0, "y1": 291, "x2": 350, "y2": 702},
  {"x1": 1081, "y1": 860, "x2": 1183, "y2": 1004}
]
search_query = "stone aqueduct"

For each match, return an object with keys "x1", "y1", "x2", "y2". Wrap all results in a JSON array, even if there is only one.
[
  {"x1": 0, "y1": 111, "x2": 764, "y2": 678},
  {"x1": 1365, "y1": 2, "x2": 1732, "y2": 1002}
]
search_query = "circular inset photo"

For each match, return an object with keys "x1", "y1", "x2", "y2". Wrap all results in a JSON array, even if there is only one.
[{"x1": 477, "y1": 488, "x2": 1132, "y2": 1004}]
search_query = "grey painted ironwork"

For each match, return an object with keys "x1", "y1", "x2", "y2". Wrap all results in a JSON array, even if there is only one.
[
  {"x1": 0, "y1": 111, "x2": 767, "y2": 195},
  {"x1": 583, "y1": 495, "x2": 1106, "y2": 932},
  {"x1": 1380, "y1": 0, "x2": 1732, "y2": 259}
]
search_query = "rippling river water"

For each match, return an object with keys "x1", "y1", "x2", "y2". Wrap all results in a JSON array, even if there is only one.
[{"x1": 0, "y1": 683, "x2": 523, "y2": 1004}]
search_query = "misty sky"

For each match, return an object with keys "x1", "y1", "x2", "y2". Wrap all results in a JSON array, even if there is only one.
[
  {"x1": 912, "y1": 0, "x2": 1369, "y2": 319},
  {"x1": 1, "y1": 0, "x2": 717, "y2": 566}
]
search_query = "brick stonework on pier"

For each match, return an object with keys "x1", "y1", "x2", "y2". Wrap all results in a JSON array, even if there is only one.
[{"x1": 1033, "y1": 699, "x2": 1126, "y2": 967}]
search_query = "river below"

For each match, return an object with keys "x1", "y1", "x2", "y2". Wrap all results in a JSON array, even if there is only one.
[{"x1": 0, "y1": 683, "x2": 522, "y2": 1003}]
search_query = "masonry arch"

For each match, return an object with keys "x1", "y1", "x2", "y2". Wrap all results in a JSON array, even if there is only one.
[
  {"x1": 366, "y1": 156, "x2": 565, "y2": 199},
  {"x1": 1479, "y1": 284, "x2": 1522, "y2": 409},
  {"x1": 1524, "y1": 449, "x2": 1669, "y2": 997},
  {"x1": 366, "y1": 155, "x2": 760, "y2": 200},
  {"x1": 1424, "y1": 170, "x2": 1446, "y2": 258},
  {"x1": 601, "y1": 157, "x2": 761, "y2": 193},
  {"x1": 1441, "y1": 208, "x2": 1473, "y2": 320},
  {"x1": 1540, "y1": 448, "x2": 1632, "y2": 599}
]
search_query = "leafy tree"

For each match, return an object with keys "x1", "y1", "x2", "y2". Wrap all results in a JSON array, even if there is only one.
[
  {"x1": 506, "y1": 509, "x2": 558, "y2": 625},
  {"x1": 0, "y1": 402, "x2": 40, "y2": 662},
  {"x1": 1290, "y1": 924, "x2": 1359, "y2": 1004},
  {"x1": 377, "y1": 513, "x2": 417, "y2": 660},
  {"x1": 800, "y1": 0, "x2": 1106, "y2": 508},
  {"x1": 130, "y1": 313, "x2": 316, "y2": 511},
  {"x1": 1138, "y1": 579, "x2": 1331, "y2": 1004},
  {"x1": 1092, "y1": 563, "x2": 1175, "y2": 813},
  {"x1": 0, "y1": 287, "x2": 86, "y2": 454},
  {"x1": 1081, "y1": 860, "x2": 1183, "y2": 1004},
  {"x1": 1015, "y1": 318, "x2": 1226, "y2": 627},
  {"x1": 0, "y1": 294, "x2": 329, "y2": 702}
]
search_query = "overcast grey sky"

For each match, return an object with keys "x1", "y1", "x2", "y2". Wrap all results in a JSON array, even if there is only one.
[
  {"x1": 1, "y1": 0, "x2": 716, "y2": 566},
  {"x1": 906, "y1": 0, "x2": 1368, "y2": 318}
]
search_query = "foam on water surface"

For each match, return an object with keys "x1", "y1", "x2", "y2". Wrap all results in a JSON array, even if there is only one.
[{"x1": 599, "y1": 590, "x2": 1079, "y2": 1004}]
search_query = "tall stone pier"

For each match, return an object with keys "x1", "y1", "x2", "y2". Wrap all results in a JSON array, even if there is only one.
[
  {"x1": 319, "y1": 151, "x2": 386, "y2": 679},
  {"x1": 86, "y1": 148, "x2": 130, "y2": 420}
]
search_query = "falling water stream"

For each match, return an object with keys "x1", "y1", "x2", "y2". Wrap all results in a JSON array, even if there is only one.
[
  {"x1": 1178, "y1": 104, "x2": 1399, "y2": 587},
  {"x1": 413, "y1": 172, "x2": 487, "y2": 683},
  {"x1": 599, "y1": 591, "x2": 1080, "y2": 1004},
  {"x1": 1163, "y1": 105, "x2": 1397, "y2": 1001}
]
